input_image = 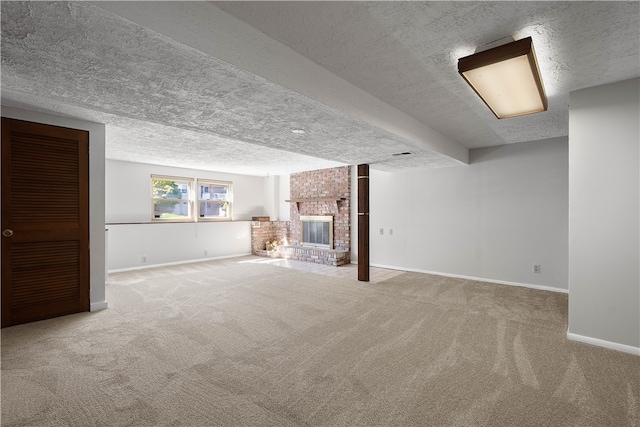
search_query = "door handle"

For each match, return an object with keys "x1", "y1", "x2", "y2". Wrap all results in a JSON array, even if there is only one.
[{"x1": 2, "y1": 229, "x2": 14, "y2": 237}]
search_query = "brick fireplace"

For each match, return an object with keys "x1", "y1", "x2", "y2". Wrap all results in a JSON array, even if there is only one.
[
  {"x1": 250, "y1": 166, "x2": 351, "y2": 266},
  {"x1": 250, "y1": 218, "x2": 290, "y2": 258}
]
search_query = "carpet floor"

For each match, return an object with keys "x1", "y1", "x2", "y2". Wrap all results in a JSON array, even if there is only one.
[{"x1": 1, "y1": 256, "x2": 638, "y2": 426}]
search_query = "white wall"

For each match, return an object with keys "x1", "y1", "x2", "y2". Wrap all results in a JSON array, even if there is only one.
[
  {"x1": 568, "y1": 78, "x2": 640, "y2": 353},
  {"x1": 368, "y1": 138, "x2": 569, "y2": 291},
  {"x1": 261, "y1": 174, "x2": 291, "y2": 221},
  {"x1": 106, "y1": 160, "x2": 269, "y2": 223},
  {"x1": 107, "y1": 222, "x2": 251, "y2": 271},
  {"x1": 2, "y1": 107, "x2": 107, "y2": 311},
  {"x1": 106, "y1": 160, "x2": 269, "y2": 270},
  {"x1": 263, "y1": 176, "x2": 277, "y2": 221},
  {"x1": 278, "y1": 174, "x2": 291, "y2": 221}
]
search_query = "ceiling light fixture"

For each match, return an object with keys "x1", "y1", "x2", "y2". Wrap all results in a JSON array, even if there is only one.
[{"x1": 458, "y1": 36, "x2": 547, "y2": 119}]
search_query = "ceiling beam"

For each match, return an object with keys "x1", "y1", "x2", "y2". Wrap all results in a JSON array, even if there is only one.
[{"x1": 92, "y1": 1, "x2": 469, "y2": 165}]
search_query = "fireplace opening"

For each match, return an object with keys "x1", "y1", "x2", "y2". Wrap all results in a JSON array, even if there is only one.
[{"x1": 300, "y1": 215, "x2": 333, "y2": 249}]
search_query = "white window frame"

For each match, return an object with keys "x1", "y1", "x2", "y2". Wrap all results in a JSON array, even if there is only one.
[
  {"x1": 150, "y1": 175, "x2": 195, "y2": 222},
  {"x1": 197, "y1": 179, "x2": 233, "y2": 221}
]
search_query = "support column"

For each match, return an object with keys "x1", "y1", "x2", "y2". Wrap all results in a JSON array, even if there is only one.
[{"x1": 357, "y1": 164, "x2": 369, "y2": 282}]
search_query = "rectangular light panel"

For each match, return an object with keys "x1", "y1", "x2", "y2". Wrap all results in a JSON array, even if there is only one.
[{"x1": 458, "y1": 37, "x2": 547, "y2": 119}]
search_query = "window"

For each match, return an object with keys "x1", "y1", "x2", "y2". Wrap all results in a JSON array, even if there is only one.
[
  {"x1": 151, "y1": 175, "x2": 194, "y2": 221},
  {"x1": 197, "y1": 179, "x2": 232, "y2": 220},
  {"x1": 150, "y1": 176, "x2": 233, "y2": 222}
]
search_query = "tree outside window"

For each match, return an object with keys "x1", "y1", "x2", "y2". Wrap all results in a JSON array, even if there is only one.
[{"x1": 151, "y1": 176, "x2": 193, "y2": 220}]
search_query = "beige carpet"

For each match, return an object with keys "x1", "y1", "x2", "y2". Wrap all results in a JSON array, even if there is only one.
[{"x1": 2, "y1": 256, "x2": 638, "y2": 426}]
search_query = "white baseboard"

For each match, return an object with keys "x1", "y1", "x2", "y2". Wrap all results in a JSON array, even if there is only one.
[
  {"x1": 90, "y1": 301, "x2": 108, "y2": 312},
  {"x1": 566, "y1": 332, "x2": 640, "y2": 356},
  {"x1": 108, "y1": 253, "x2": 252, "y2": 274},
  {"x1": 369, "y1": 263, "x2": 568, "y2": 294}
]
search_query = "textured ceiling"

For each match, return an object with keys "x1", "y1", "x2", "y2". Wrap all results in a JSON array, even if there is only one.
[
  {"x1": 1, "y1": 1, "x2": 639, "y2": 175},
  {"x1": 216, "y1": 1, "x2": 640, "y2": 149}
]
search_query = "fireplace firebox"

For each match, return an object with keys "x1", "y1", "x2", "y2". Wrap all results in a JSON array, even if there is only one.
[{"x1": 300, "y1": 215, "x2": 333, "y2": 249}]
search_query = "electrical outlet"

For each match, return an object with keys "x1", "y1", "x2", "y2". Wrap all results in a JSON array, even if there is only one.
[
  {"x1": 142, "y1": 255, "x2": 147, "y2": 263},
  {"x1": 204, "y1": 249, "x2": 208, "y2": 256},
  {"x1": 379, "y1": 228, "x2": 384, "y2": 235},
  {"x1": 389, "y1": 228, "x2": 393, "y2": 236},
  {"x1": 533, "y1": 264, "x2": 541, "y2": 273}
]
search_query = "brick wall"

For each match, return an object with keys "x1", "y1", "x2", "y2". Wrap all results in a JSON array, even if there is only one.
[
  {"x1": 290, "y1": 166, "x2": 351, "y2": 251},
  {"x1": 287, "y1": 166, "x2": 351, "y2": 265},
  {"x1": 251, "y1": 220, "x2": 290, "y2": 256}
]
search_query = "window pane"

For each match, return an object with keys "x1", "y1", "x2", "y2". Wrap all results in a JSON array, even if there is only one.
[
  {"x1": 199, "y1": 200, "x2": 229, "y2": 218},
  {"x1": 152, "y1": 180, "x2": 185, "y2": 200},
  {"x1": 199, "y1": 184, "x2": 211, "y2": 199},
  {"x1": 212, "y1": 185, "x2": 228, "y2": 201},
  {"x1": 197, "y1": 180, "x2": 232, "y2": 220},
  {"x1": 199, "y1": 184, "x2": 228, "y2": 200},
  {"x1": 154, "y1": 200, "x2": 190, "y2": 219},
  {"x1": 151, "y1": 176, "x2": 193, "y2": 221}
]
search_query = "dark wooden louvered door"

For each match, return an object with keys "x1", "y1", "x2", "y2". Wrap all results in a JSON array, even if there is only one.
[{"x1": 1, "y1": 118, "x2": 90, "y2": 327}]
